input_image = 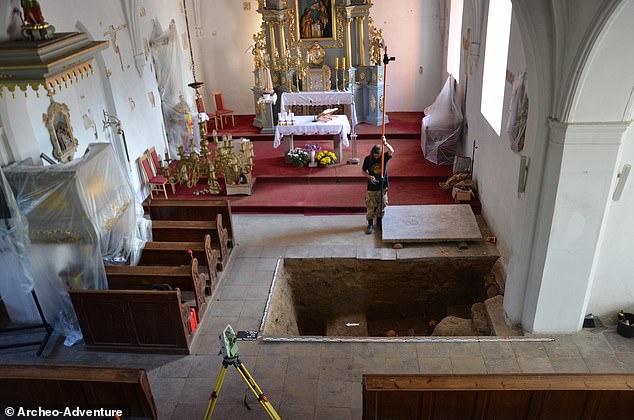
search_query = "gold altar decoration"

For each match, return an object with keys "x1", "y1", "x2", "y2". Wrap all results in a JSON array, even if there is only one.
[
  {"x1": 165, "y1": 130, "x2": 254, "y2": 195},
  {"x1": 368, "y1": 17, "x2": 385, "y2": 66},
  {"x1": 307, "y1": 41, "x2": 325, "y2": 66},
  {"x1": 252, "y1": 28, "x2": 269, "y2": 69}
]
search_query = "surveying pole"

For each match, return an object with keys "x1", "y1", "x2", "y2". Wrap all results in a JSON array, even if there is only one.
[
  {"x1": 380, "y1": 46, "x2": 396, "y2": 217},
  {"x1": 203, "y1": 325, "x2": 280, "y2": 420}
]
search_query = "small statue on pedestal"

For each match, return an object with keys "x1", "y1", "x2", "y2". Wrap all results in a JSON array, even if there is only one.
[{"x1": 20, "y1": 0, "x2": 55, "y2": 41}]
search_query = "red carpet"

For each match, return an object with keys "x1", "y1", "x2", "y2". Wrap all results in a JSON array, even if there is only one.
[{"x1": 153, "y1": 113, "x2": 479, "y2": 214}]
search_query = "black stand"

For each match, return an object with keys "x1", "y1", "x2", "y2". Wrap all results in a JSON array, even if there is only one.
[{"x1": 0, "y1": 290, "x2": 53, "y2": 356}]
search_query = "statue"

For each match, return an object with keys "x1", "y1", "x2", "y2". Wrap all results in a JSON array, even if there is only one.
[
  {"x1": 20, "y1": 0, "x2": 55, "y2": 40},
  {"x1": 21, "y1": 0, "x2": 44, "y2": 25},
  {"x1": 252, "y1": 29, "x2": 268, "y2": 69},
  {"x1": 368, "y1": 17, "x2": 385, "y2": 66}
]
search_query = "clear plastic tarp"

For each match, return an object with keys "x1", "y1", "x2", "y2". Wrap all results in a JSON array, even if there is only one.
[
  {"x1": 150, "y1": 19, "x2": 198, "y2": 159},
  {"x1": 421, "y1": 75, "x2": 463, "y2": 165},
  {"x1": 2, "y1": 143, "x2": 142, "y2": 330},
  {"x1": 0, "y1": 165, "x2": 34, "y2": 299},
  {"x1": 506, "y1": 70, "x2": 528, "y2": 153}
]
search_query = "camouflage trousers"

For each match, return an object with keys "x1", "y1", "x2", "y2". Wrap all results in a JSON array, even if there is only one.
[{"x1": 365, "y1": 189, "x2": 388, "y2": 221}]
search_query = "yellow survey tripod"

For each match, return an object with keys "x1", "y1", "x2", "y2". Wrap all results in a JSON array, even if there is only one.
[{"x1": 203, "y1": 325, "x2": 281, "y2": 420}]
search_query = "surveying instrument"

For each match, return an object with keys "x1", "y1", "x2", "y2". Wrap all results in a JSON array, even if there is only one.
[{"x1": 203, "y1": 325, "x2": 281, "y2": 420}]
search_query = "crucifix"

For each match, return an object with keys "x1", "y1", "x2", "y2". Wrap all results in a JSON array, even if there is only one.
[{"x1": 103, "y1": 24, "x2": 128, "y2": 72}]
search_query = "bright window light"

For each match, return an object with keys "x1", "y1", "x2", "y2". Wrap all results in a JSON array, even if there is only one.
[
  {"x1": 447, "y1": 0, "x2": 464, "y2": 83},
  {"x1": 481, "y1": 0, "x2": 513, "y2": 135}
]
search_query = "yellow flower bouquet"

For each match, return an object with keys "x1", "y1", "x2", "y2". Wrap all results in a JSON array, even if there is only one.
[{"x1": 316, "y1": 150, "x2": 337, "y2": 166}]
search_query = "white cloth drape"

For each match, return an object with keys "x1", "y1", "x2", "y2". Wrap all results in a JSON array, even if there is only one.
[{"x1": 274, "y1": 115, "x2": 351, "y2": 148}]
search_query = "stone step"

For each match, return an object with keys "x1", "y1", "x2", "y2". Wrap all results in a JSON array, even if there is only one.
[{"x1": 484, "y1": 295, "x2": 523, "y2": 336}]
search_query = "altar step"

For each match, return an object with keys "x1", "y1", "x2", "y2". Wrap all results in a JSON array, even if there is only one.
[{"x1": 226, "y1": 179, "x2": 481, "y2": 215}]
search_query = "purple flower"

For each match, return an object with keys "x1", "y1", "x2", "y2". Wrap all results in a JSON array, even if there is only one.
[{"x1": 304, "y1": 143, "x2": 321, "y2": 152}]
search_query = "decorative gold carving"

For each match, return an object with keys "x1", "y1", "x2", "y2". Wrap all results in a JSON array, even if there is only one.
[
  {"x1": 43, "y1": 100, "x2": 79, "y2": 163},
  {"x1": 287, "y1": 8, "x2": 297, "y2": 50},
  {"x1": 336, "y1": 9, "x2": 344, "y2": 48},
  {"x1": 307, "y1": 41, "x2": 325, "y2": 66},
  {"x1": 372, "y1": 72, "x2": 376, "y2": 82},
  {"x1": 273, "y1": 73, "x2": 279, "y2": 83},
  {"x1": 30, "y1": 228, "x2": 82, "y2": 243},
  {"x1": 379, "y1": 94, "x2": 384, "y2": 112},
  {"x1": 368, "y1": 17, "x2": 385, "y2": 66},
  {"x1": 370, "y1": 94, "x2": 376, "y2": 112},
  {"x1": 252, "y1": 28, "x2": 268, "y2": 69}
]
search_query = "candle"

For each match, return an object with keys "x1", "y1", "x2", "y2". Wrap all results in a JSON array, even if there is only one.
[
  {"x1": 335, "y1": 57, "x2": 339, "y2": 70},
  {"x1": 342, "y1": 57, "x2": 346, "y2": 69}
]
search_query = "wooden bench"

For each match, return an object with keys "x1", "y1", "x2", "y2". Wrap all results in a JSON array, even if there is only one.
[
  {"x1": 105, "y1": 258, "x2": 206, "y2": 321},
  {"x1": 0, "y1": 365, "x2": 157, "y2": 419},
  {"x1": 150, "y1": 214, "x2": 231, "y2": 271},
  {"x1": 70, "y1": 288, "x2": 195, "y2": 354},
  {"x1": 139, "y1": 235, "x2": 219, "y2": 295},
  {"x1": 363, "y1": 374, "x2": 634, "y2": 419},
  {"x1": 145, "y1": 199, "x2": 235, "y2": 247}
]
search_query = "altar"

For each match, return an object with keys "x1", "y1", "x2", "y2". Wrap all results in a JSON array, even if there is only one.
[
  {"x1": 280, "y1": 91, "x2": 357, "y2": 127},
  {"x1": 274, "y1": 115, "x2": 350, "y2": 162}
]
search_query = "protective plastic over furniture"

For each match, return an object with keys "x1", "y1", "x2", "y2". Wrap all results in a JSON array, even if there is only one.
[
  {"x1": 140, "y1": 154, "x2": 169, "y2": 199},
  {"x1": 421, "y1": 75, "x2": 463, "y2": 165},
  {"x1": 2, "y1": 143, "x2": 145, "y2": 329},
  {"x1": 213, "y1": 91, "x2": 235, "y2": 128}
]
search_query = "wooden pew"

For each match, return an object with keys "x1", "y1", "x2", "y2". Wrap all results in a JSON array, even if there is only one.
[
  {"x1": 70, "y1": 288, "x2": 194, "y2": 354},
  {"x1": 105, "y1": 258, "x2": 206, "y2": 321},
  {"x1": 150, "y1": 214, "x2": 231, "y2": 270},
  {"x1": 139, "y1": 234, "x2": 219, "y2": 295},
  {"x1": 363, "y1": 374, "x2": 634, "y2": 419},
  {"x1": 72, "y1": 258, "x2": 205, "y2": 354},
  {"x1": 0, "y1": 365, "x2": 158, "y2": 419},
  {"x1": 145, "y1": 199, "x2": 235, "y2": 247}
]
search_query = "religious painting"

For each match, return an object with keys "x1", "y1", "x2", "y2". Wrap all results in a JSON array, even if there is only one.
[
  {"x1": 43, "y1": 100, "x2": 78, "y2": 163},
  {"x1": 296, "y1": 0, "x2": 335, "y2": 41}
]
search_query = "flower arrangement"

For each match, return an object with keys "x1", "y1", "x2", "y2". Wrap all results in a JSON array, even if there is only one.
[
  {"x1": 286, "y1": 147, "x2": 309, "y2": 167},
  {"x1": 316, "y1": 150, "x2": 337, "y2": 166},
  {"x1": 304, "y1": 143, "x2": 321, "y2": 152}
]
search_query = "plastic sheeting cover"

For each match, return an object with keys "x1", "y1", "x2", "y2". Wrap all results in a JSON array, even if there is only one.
[
  {"x1": 421, "y1": 75, "x2": 463, "y2": 165},
  {"x1": 3, "y1": 143, "x2": 141, "y2": 325},
  {"x1": 0, "y1": 166, "x2": 34, "y2": 296}
]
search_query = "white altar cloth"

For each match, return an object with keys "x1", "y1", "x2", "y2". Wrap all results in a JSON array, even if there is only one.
[
  {"x1": 280, "y1": 91, "x2": 357, "y2": 127},
  {"x1": 273, "y1": 115, "x2": 351, "y2": 148}
]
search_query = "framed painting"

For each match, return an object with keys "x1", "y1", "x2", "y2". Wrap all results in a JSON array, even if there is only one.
[
  {"x1": 296, "y1": 0, "x2": 336, "y2": 41},
  {"x1": 43, "y1": 100, "x2": 78, "y2": 163}
]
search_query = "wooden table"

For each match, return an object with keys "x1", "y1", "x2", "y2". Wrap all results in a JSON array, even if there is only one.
[{"x1": 273, "y1": 115, "x2": 351, "y2": 162}]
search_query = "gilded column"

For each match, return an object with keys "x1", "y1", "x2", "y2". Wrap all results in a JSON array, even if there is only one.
[
  {"x1": 279, "y1": 21, "x2": 287, "y2": 58},
  {"x1": 268, "y1": 21, "x2": 277, "y2": 62},
  {"x1": 357, "y1": 16, "x2": 366, "y2": 66},
  {"x1": 345, "y1": 17, "x2": 352, "y2": 69}
]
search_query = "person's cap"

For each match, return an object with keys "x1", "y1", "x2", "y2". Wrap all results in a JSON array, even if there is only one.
[{"x1": 371, "y1": 145, "x2": 381, "y2": 154}]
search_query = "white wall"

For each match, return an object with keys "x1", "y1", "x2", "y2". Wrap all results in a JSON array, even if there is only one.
[
  {"x1": 368, "y1": 0, "x2": 443, "y2": 112},
  {"x1": 458, "y1": 3, "x2": 526, "y2": 263},
  {"x1": 192, "y1": 0, "x2": 262, "y2": 114},
  {"x1": 588, "y1": 126, "x2": 634, "y2": 318},
  {"x1": 0, "y1": 0, "x2": 190, "y2": 197}
]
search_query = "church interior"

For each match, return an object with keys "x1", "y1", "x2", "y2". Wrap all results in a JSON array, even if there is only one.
[{"x1": 2, "y1": 0, "x2": 634, "y2": 418}]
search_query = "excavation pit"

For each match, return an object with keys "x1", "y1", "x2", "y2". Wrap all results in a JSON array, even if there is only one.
[{"x1": 261, "y1": 252, "x2": 503, "y2": 341}]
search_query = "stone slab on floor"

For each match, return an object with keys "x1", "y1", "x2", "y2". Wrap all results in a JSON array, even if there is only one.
[{"x1": 382, "y1": 204, "x2": 482, "y2": 243}]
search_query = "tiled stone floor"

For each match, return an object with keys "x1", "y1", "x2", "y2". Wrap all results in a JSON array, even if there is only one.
[{"x1": 2, "y1": 214, "x2": 634, "y2": 420}]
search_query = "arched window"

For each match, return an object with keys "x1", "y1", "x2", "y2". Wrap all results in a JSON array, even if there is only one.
[{"x1": 480, "y1": 0, "x2": 513, "y2": 135}]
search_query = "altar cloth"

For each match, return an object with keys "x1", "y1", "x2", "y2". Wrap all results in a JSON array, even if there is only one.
[{"x1": 274, "y1": 115, "x2": 351, "y2": 148}]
